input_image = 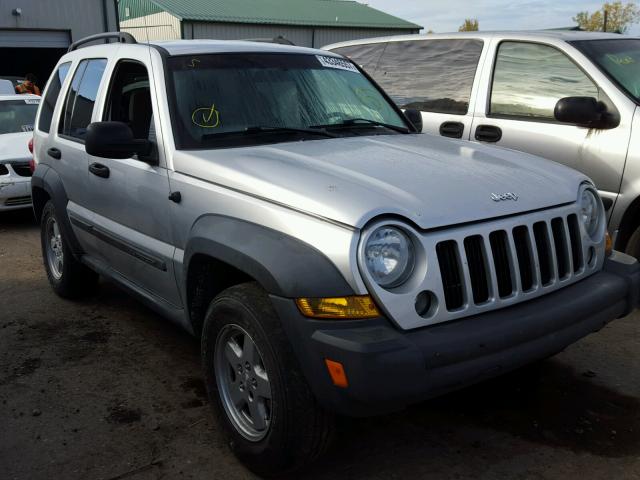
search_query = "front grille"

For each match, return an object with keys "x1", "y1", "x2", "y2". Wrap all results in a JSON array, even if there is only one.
[
  {"x1": 10, "y1": 162, "x2": 32, "y2": 177},
  {"x1": 4, "y1": 196, "x2": 31, "y2": 206},
  {"x1": 436, "y1": 214, "x2": 586, "y2": 311}
]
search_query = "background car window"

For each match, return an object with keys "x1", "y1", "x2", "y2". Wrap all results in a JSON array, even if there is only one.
[
  {"x1": 0, "y1": 99, "x2": 39, "y2": 134},
  {"x1": 352, "y1": 39, "x2": 484, "y2": 115},
  {"x1": 331, "y1": 42, "x2": 387, "y2": 72},
  {"x1": 37, "y1": 62, "x2": 71, "y2": 133},
  {"x1": 103, "y1": 60, "x2": 153, "y2": 140},
  {"x1": 491, "y1": 42, "x2": 599, "y2": 120},
  {"x1": 59, "y1": 59, "x2": 107, "y2": 141}
]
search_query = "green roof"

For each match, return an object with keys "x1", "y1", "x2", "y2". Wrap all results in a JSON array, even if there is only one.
[{"x1": 122, "y1": 0, "x2": 421, "y2": 30}]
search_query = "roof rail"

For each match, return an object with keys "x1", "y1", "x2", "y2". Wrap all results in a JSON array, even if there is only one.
[
  {"x1": 242, "y1": 36, "x2": 295, "y2": 46},
  {"x1": 68, "y1": 32, "x2": 137, "y2": 52}
]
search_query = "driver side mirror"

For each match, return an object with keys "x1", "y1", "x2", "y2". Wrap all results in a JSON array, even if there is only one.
[
  {"x1": 85, "y1": 121, "x2": 154, "y2": 162},
  {"x1": 554, "y1": 97, "x2": 613, "y2": 129},
  {"x1": 404, "y1": 109, "x2": 423, "y2": 132}
]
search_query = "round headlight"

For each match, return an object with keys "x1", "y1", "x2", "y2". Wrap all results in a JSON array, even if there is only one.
[
  {"x1": 579, "y1": 188, "x2": 601, "y2": 238},
  {"x1": 364, "y1": 226, "x2": 414, "y2": 288}
]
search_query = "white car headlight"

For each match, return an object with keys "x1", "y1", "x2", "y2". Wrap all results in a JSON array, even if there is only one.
[
  {"x1": 579, "y1": 186, "x2": 602, "y2": 239},
  {"x1": 364, "y1": 226, "x2": 414, "y2": 288}
]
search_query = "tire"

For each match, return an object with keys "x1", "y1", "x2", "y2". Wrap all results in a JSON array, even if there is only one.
[
  {"x1": 40, "y1": 200, "x2": 98, "y2": 298},
  {"x1": 201, "y1": 282, "x2": 334, "y2": 476},
  {"x1": 625, "y1": 225, "x2": 640, "y2": 260}
]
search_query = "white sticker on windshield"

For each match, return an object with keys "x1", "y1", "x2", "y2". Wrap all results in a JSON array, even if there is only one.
[
  {"x1": 23, "y1": 99, "x2": 40, "y2": 105},
  {"x1": 316, "y1": 55, "x2": 358, "y2": 73}
]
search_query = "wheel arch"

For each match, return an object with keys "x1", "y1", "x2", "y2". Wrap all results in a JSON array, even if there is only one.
[{"x1": 183, "y1": 215, "x2": 355, "y2": 336}]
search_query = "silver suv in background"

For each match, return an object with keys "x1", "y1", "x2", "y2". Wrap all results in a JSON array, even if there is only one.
[
  {"x1": 32, "y1": 33, "x2": 640, "y2": 475},
  {"x1": 326, "y1": 32, "x2": 640, "y2": 257}
]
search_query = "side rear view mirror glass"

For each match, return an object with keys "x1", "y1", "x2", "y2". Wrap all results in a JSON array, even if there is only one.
[
  {"x1": 85, "y1": 121, "x2": 154, "y2": 162},
  {"x1": 403, "y1": 108, "x2": 423, "y2": 132}
]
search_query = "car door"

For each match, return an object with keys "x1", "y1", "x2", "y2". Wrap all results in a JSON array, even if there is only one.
[
  {"x1": 84, "y1": 53, "x2": 181, "y2": 308},
  {"x1": 471, "y1": 40, "x2": 632, "y2": 212},
  {"x1": 330, "y1": 38, "x2": 487, "y2": 140},
  {"x1": 37, "y1": 58, "x2": 107, "y2": 252}
]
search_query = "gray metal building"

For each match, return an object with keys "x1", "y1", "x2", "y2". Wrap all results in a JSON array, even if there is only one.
[
  {"x1": 0, "y1": 0, "x2": 119, "y2": 90},
  {"x1": 119, "y1": 0, "x2": 421, "y2": 48}
]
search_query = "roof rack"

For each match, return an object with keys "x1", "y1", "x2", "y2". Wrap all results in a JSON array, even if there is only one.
[
  {"x1": 242, "y1": 36, "x2": 295, "y2": 46},
  {"x1": 68, "y1": 32, "x2": 137, "y2": 52}
]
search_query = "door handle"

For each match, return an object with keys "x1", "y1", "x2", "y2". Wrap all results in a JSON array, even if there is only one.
[
  {"x1": 439, "y1": 121, "x2": 465, "y2": 139},
  {"x1": 475, "y1": 125, "x2": 502, "y2": 143},
  {"x1": 89, "y1": 162, "x2": 110, "y2": 178},
  {"x1": 47, "y1": 147, "x2": 62, "y2": 160}
]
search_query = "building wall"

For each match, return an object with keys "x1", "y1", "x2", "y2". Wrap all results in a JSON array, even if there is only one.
[
  {"x1": 184, "y1": 21, "x2": 417, "y2": 48},
  {"x1": 0, "y1": 0, "x2": 118, "y2": 41},
  {"x1": 121, "y1": 11, "x2": 181, "y2": 41}
]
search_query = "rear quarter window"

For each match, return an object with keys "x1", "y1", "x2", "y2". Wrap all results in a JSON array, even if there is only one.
[{"x1": 37, "y1": 62, "x2": 71, "y2": 133}]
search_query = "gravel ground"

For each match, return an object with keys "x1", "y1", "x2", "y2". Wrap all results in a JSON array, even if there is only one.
[{"x1": 1, "y1": 209, "x2": 640, "y2": 480}]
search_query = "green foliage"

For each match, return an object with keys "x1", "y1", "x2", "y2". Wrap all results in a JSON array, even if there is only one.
[
  {"x1": 458, "y1": 18, "x2": 479, "y2": 32},
  {"x1": 574, "y1": 1, "x2": 640, "y2": 33}
]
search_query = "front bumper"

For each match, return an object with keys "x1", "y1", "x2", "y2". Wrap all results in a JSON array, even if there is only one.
[
  {"x1": 272, "y1": 252, "x2": 640, "y2": 417},
  {"x1": 0, "y1": 177, "x2": 32, "y2": 211}
]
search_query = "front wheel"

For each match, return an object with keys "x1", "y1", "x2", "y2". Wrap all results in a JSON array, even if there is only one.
[
  {"x1": 40, "y1": 201, "x2": 98, "y2": 298},
  {"x1": 201, "y1": 282, "x2": 334, "y2": 476}
]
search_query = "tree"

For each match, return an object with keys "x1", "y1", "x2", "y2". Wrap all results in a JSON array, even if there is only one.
[
  {"x1": 573, "y1": 1, "x2": 640, "y2": 33},
  {"x1": 458, "y1": 18, "x2": 479, "y2": 31}
]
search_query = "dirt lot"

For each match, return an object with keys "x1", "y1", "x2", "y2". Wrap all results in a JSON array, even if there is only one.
[{"x1": 1, "y1": 209, "x2": 640, "y2": 480}]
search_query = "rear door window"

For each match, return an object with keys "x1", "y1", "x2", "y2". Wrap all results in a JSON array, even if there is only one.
[
  {"x1": 368, "y1": 39, "x2": 484, "y2": 115},
  {"x1": 490, "y1": 42, "x2": 599, "y2": 120},
  {"x1": 37, "y1": 62, "x2": 71, "y2": 133},
  {"x1": 58, "y1": 58, "x2": 107, "y2": 141}
]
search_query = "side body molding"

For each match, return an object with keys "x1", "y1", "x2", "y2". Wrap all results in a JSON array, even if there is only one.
[
  {"x1": 183, "y1": 215, "x2": 356, "y2": 298},
  {"x1": 31, "y1": 164, "x2": 84, "y2": 255}
]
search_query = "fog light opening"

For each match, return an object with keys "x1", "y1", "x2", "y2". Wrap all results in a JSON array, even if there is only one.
[{"x1": 415, "y1": 290, "x2": 438, "y2": 318}]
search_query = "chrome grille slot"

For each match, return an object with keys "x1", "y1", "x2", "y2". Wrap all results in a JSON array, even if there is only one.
[
  {"x1": 513, "y1": 225, "x2": 535, "y2": 291},
  {"x1": 533, "y1": 221, "x2": 553, "y2": 286},
  {"x1": 551, "y1": 217, "x2": 570, "y2": 279},
  {"x1": 489, "y1": 230, "x2": 513, "y2": 298},
  {"x1": 463, "y1": 235, "x2": 490, "y2": 304},
  {"x1": 436, "y1": 240, "x2": 465, "y2": 310},
  {"x1": 567, "y1": 214, "x2": 583, "y2": 273}
]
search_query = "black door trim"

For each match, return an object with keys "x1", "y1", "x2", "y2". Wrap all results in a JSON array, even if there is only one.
[{"x1": 69, "y1": 215, "x2": 167, "y2": 271}]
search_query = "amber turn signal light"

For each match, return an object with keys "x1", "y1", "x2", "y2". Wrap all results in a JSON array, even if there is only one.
[
  {"x1": 324, "y1": 359, "x2": 349, "y2": 388},
  {"x1": 295, "y1": 295, "x2": 380, "y2": 319},
  {"x1": 605, "y1": 231, "x2": 613, "y2": 256}
]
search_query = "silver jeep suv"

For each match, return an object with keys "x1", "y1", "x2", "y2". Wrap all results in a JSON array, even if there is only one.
[{"x1": 32, "y1": 33, "x2": 640, "y2": 475}]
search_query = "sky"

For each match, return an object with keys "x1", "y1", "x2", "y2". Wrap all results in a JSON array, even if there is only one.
[{"x1": 363, "y1": 0, "x2": 640, "y2": 35}]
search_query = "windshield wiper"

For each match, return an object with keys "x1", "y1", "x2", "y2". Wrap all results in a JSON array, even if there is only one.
[
  {"x1": 311, "y1": 118, "x2": 410, "y2": 134},
  {"x1": 202, "y1": 125, "x2": 337, "y2": 141}
]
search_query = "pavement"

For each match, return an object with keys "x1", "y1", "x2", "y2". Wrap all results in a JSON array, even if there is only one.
[{"x1": 1, "y1": 209, "x2": 640, "y2": 480}]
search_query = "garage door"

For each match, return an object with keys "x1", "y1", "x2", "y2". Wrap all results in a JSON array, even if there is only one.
[{"x1": 0, "y1": 30, "x2": 70, "y2": 48}]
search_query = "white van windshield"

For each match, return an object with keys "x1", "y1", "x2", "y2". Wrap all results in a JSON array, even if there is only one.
[{"x1": 573, "y1": 39, "x2": 640, "y2": 102}]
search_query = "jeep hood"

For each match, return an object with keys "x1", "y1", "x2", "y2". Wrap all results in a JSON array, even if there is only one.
[
  {"x1": 173, "y1": 134, "x2": 587, "y2": 230},
  {"x1": 0, "y1": 132, "x2": 32, "y2": 163}
]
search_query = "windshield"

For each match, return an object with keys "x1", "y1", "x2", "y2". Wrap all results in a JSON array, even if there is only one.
[
  {"x1": 166, "y1": 53, "x2": 408, "y2": 149},
  {"x1": 0, "y1": 99, "x2": 39, "y2": 134},
  {"x1": 572, "y1": 39, "x2": 640, "y2": 102}
]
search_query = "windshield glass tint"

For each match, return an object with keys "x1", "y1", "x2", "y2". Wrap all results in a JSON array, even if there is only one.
[
  {"x1": 572, "y1": 39, "x2": 640, "y2": 102},
  {"x1": 167, "y1": 53, "x2": 405, "y2": 149},
  {"x1": 0, "y1": 99, "x2": 39, "y2": 134}
]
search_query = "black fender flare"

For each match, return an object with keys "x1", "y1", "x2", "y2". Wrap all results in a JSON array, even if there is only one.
[
  {"x1": 31, "y1": 164, "x2": 85, "y2": 255},
  {"x1": 183, "y1": 215, "x2": 355, "y2": 298}
]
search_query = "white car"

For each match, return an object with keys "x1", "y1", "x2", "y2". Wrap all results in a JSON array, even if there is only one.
[{"x1": 0, "y1": 94, "x2": 39, "y2": 211}]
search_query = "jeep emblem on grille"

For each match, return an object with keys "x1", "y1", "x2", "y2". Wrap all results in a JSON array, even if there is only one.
[{"x1": 491, "y1": 192, "x2": 519, "y2": 202}]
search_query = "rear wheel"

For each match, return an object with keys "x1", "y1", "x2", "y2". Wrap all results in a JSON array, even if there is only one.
[
  {"x1": 201, "y1": 282, "x2": 334, "y2": 476},
  {"x1": 40, "y1": 201, "x2": 98, "y2": 298}
]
